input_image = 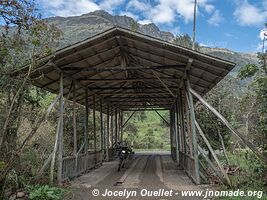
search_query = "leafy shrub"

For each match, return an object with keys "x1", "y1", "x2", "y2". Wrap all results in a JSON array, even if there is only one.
[{"x1": 28, "y1": 185, "x2": 66, "y2": 200}]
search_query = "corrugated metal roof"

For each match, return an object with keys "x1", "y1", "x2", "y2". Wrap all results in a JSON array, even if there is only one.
[{"x1": 13, "y1": 27, "x2": 235, "y2": 112}]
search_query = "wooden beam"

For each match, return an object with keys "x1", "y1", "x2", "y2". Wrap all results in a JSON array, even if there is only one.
[
  {"x1": 107, "y1": 97, "x2": 174, "y2": 100},
  {"x1": 154, "y1": 110, "x2": 170, "y2": 126},
  {"x1": 87, "y1": 86, "x2": 177, "y2": 90},
  {"x1": 63, "y1": 64, "x2": 185, "y2": 72},
  {"x1": 122, "y1": 108, "x2": 169, "y2": 111},
  {"x1": 186, "y1": 71, "x2": 200, "y2": 184},
  {"x1": 124, "y1": 37, "x2": 229, "y2": 74},
  {"x1": 110, "y1": 108, "x2": 114, "y2": 148},
  {"x1": 190, "y1": 88, "x2": 267, "y2": 164},
  {"x1": 78, "y1": 77, "x2": 179, "y2": 82},
  {"x1": 49, "y1": 61, "x2": 119, "y2": 114},
  {"x1": 84, "y1": 88, "x2": 89, "y2": 154},
  {"x1": 98, "y1": 92, "x2": 170, "y2": 96},
  {"x1": 198, "y1": 145, "x2": 225, "y2": 184},
  {"x1": 122, "y1": 111, "x2": 136, "y2": 128},
  {"x1": 152, "y1": 71, "x2": 176, "y2": 98},
  {"x1": 100, "y1": 97, "x2": 104, "y2": 154},
  {"x1": 106, "y1": 103, "x2": 110, "y2": 161},
  {"x1": 174, "y1": 101, "x2": 180, "y2": 164},
  {"x1": 196, "y1": 121, "x2": 231, "y2": 186},
  {"x1": 115, "y1": 108, "x2": 118, "y2": 145},
  {"x1": 93, "y1": 94, "x2": 97, "y2": 163},
  {"x1": 57, "y1": 73, "x2": 64, "y2": 185},
  {"x1": 73, "y1": 83, "x2": 77, "y2": 155}
]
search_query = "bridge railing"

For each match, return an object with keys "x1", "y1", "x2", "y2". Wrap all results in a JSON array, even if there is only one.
[
  {"x1": 62, "y1": 151, "x2": 102, "y2": 180},
  {"x1": 179, "y1": 152, "x2": 197, "y2": 183}
]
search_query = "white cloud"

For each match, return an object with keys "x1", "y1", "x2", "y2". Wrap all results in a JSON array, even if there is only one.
[
  {"x1": 208, "y1": 10, "x2": 223, "y2": 26},
  {"x1": 138, "y1": 19, "x2": 152, "y2": 25},
  {"x1": 234, "y1": 0, "x2": 267, "y2": 26},
  {"x1": 204, "y1": 4, "x2": 215, "y2": 14},
  {"x1": 140, "y1": 0, "x2": 215, "y2": 24},
  {"x1": 99, "y1": 0, "x2": 125, "y2": 13},
  {"x1": 38, "y1": 0, "x2": 100, "y2": 17},
  {"x1": 126, "y1": 0, "x2": 150, "y2": 12}
]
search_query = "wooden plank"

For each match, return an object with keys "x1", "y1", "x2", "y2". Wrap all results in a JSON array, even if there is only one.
[{"x1": 190, "y1": 88, "x2": 267, "y2": 164}]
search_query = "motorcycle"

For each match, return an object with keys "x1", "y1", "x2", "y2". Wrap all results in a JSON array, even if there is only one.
[{"x1": 117, "y1": 144, "x2": 134, "y2": 171}]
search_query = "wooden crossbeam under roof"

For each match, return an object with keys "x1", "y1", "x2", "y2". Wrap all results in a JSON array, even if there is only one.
[{"x1": 13, "y1": 27, "x2": 235, "y2": 113}]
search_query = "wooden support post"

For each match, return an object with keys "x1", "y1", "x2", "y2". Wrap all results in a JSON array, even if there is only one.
[
  {"x1": 57, "y1": 73, "x2": 64, "y2": 185},
  {"x1": 185, "y1": 73, "x2": 200, "y2": 184},
  {"x1": 169, "y1": 109, "x2": 174, "y2": 159},
  {"x1": 84, "y1": 89, "x2": 89, "y2": 154},
  {"x1": 174, "y1": 101, "x2": 180, "y2": 164},
  {"x1": 73, "y1": 83, "x2": 77, "y2": 155},
  {"x1": 100, "y1": 98, "x2": 104, "y2": 155},
  {"x1": 93, "y1": 94, "x2": 97, "y2": 164},
  {"x1": 195, "y1": 121, "x2": 231, "y2": 186},
  {"x1": 120, "y1": 111, "x2": 123, "y2": 142},
  {"x1": 115, "y1": 108, "x2": 118, "y2": 145},
  {"x1": 49, "y1": 116, "x2": 60, "y2": 185},
  {"x1": 190, "y1": 88, "x2": 267, "y2": 164},
  {"x1": 218, "y1": 131, "x2": 229, "y2": 165},
  {"x1": 178, "y1": 90, "x2": 186, "y2": 168},
  {"x1": 106, "y1": 103, "x2": 110, "y2": 161},
  {"x1": 111, "y1": 109, "x2": 114, "y2": 148},
  {"x1": 103, "y1": 114, "x2": 106, "y2": 160}
]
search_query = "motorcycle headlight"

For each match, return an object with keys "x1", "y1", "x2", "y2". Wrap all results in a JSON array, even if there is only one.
[{"x1": 122, "y1": 150, "x2": 126, "y2": 153}]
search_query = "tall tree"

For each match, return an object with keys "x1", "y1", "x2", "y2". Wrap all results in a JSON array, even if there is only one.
[{"x1": 0, "y1": 0, "x2": 60, "y2": 196}]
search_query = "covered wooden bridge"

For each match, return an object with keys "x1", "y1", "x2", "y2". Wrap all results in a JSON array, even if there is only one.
[{"x1": 14, "y1": 27, "x2": 243, "y2": 185}]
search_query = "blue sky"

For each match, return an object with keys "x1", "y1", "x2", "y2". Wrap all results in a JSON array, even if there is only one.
[{"x1": 35, "y1": 0, "x2": 267, "y2": 53}]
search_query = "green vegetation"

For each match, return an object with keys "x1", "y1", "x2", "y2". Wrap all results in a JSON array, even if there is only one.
[
  {"x1": 217, "y1": 150, "x2": 266, "y2": 200},
  {"x1": 123, "y1": 111, "x2": 170, "y2": 150},
  {"x1": 173, "y1": 34, "x2": 200, "y2": 50},
  {"x1": 28, "y1": 185, "x2": 66, "y2": 200}
]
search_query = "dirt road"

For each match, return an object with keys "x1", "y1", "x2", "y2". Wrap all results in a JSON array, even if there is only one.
[{"x1": 64, "y1": 152, "x2": 206, "y2": 200}]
